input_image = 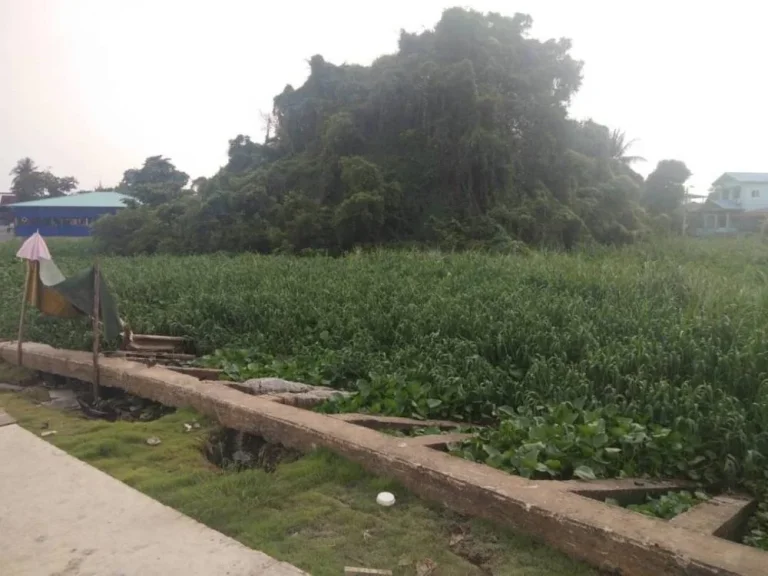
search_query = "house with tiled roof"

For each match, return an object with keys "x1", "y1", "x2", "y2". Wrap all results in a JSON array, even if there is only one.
[{"x1": 692, "y1": 173, "x2": 768, "y2": 235}]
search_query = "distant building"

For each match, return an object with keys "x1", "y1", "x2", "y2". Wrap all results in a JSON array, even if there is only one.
[
  {"x1": 692, "y1": 173, "x2": 768, "y2": 236},
  {"x1": 10, "y1": 191, "x2": 131, "y2": 237},
  {"x1": 0, "y1": 193, "x2": 17, "y2": 225}
]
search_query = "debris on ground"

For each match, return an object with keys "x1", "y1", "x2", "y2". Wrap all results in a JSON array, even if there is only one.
[
  {"x1": 376, "y1": 491, "x2": 396, "y2": 507},
  {"x1": 343, "y1": 568, "x2": 393, "y2": 575},
  {"x1": 21, "y1": 386, "x2": 51, "y2": 403},
  {"x1": 77, "y1": 392, "x2": 174, "y2": 422},
  {"x1": 0, "y1": 383, "x2": 25, "y2": 393},
  {"x1": 203, "y1": 427, "x2": 300, "y2": 472},
  {"x1": 43, "y1": 389, "x2": 79, "y2": 411},
  {"x1": 415, "y1": 558, "x2": 437, "y2": 576},
  {"x1": 40, "y1": 430, "x2": 57, "y2": 437},
  {"x1": 145, "y1": 436, "x2": 162, "y2": 446},
  {"x1": 447, "y1": 523, "x2": 498, "y2": 573}
]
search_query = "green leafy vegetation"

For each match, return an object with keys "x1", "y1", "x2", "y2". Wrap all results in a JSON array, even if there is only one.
[
  {"x1": 624, "y1": 490, "x2": 710, "y2": 520},
  {"x1": 3, "y1": 238, "x2": 768, "y2": 549},
  {"x1": 0, "y1": 381, "x2": 595, "y2": 575},
  {"x1": 453, "y1": 402, "x2": 716, "y2": 482},
  {"x1": 85, "y1": 8, "x2": 690, "y2": 255},
  {"x1": 744, "y1": 501, "x2": 768, "y2": 551}
]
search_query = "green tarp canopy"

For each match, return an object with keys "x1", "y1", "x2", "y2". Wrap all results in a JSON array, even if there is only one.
[
  {"x1": 28, "y1": 260, "x2": 122, "y2": 342},
  {"x1": 54, "y1": 266, "x2": 121, "y2": 342}
]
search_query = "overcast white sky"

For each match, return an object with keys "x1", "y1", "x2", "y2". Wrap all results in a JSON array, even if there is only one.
[{"x1": 1, "y1": 1, "x2": 765, "y2": 195}]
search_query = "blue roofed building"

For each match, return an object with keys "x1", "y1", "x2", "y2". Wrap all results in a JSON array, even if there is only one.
[{"x1": 10, "y1": 191, "x2": 131, "y2": 237}]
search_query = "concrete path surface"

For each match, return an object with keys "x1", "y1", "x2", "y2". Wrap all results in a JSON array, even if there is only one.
[{"x1": 0, "y1": 413, "x2": 306, "y2": 576}]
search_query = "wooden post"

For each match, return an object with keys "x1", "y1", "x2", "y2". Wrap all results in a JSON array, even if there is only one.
[
  {"x1": 92, "y1": 262, "x2": 101, "y2": 400},
  {"x1": 16, "y1": 260, "x2": 32, "y2": 366}
]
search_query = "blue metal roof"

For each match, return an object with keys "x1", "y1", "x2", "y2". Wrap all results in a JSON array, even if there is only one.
[{"x1": 9, "y1": 191, "x2": 131, "y2": 209}]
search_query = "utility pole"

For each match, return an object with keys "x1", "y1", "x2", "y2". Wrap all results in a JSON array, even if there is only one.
[{"x1": 682, "y1": 186, "x2": 693, "y2": 235}]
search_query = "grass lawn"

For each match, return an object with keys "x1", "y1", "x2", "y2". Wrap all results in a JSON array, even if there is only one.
[{"x1": 0, "y1": 363, "x2": 593, "y2": 576}]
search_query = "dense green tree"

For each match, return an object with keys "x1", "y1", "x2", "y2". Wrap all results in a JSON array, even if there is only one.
[
  {"x1": 119, "y1": 156, "x2": 190, "y2": 206},
  {"x1": 95, "y1": 8, "x2": 660, "y2": 255},
  {"x1": 43, "y1": 174, "x2": 78, "y2": 197},
  {"x1": 643, "y1": 160, "x2": 692, "y2": 215},
  {"x1": 9, "y1": 157, "x2": 78, "y2": 201}
]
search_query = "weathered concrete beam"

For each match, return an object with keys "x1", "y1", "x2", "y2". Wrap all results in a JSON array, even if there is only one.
[
  {"x1": 561, "y1": 478, "x2": 697, "y2": 505},
  {"x1": 401, "y1": 433, "x2": 474, "y2": 449},
  {"x1": 670, "y1": 495, "x2": 757, "y2": 540},
  {"x1": 1, "y1": 342, "x2": 765, "y2": 576},
  {"x1": 166, "y1": 366, "x2": 223, "y2": 380},
  {"x1": 330, "y1": 413, "x2": 463, "y2": 431}
]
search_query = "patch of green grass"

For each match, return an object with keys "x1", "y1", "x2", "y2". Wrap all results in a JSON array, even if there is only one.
[
  {"x1": 0, "y1": 392, "x2": 594, "y2": 576},
  {"x1": 0, "y1": 361, "x2": 36, "y2": 385}
]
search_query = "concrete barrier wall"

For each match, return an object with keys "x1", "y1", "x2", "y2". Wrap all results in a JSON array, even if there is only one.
[{"x1": 1, "y1": 341, "x2": 765, "y2": 576}]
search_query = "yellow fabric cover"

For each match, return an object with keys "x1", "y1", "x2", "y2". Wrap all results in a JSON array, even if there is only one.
[{"x1": 24, "y1": 260, "x2": 81, "y2": 318}]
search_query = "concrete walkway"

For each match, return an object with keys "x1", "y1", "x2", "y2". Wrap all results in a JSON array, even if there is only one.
[{"x1": 0, "y1": 412, "x2": 306, "y2": 576}]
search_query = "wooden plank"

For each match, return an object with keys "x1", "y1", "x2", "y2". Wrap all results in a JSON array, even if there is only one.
[
  {"x1": 92, "y1": 262, "x2": 101, "y2": 399},
  {"x1": 16, "y1": 260, "x2": 32, "y2": 366},
  {"x1": 130, "y1": 334, "x2": 186, "y2": 343},
  {"x1": 1, "y1": 342, "x2": 766, "y2": 576},
  {"x1": 127, "y1": 334, "x2": 186, "y2": 353},
  {"x1": 109, "y1": 351, "x2": 197, "y2": 361},
  {"x1": 670, "y1": 495, "x2": 757, "y2": 540}
]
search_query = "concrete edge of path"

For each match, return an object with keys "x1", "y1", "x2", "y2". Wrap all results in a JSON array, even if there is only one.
[
  {"x1": 0, "y1": 409, "x2": 16, "y2": 427},
  {"x1": 0, "y1": 421, "x2": 307, "y2": 576}
]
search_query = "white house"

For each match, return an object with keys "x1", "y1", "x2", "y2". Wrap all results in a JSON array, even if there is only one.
[{"x1": 693, "y1": 173, "x2": 768, "y2": 235}]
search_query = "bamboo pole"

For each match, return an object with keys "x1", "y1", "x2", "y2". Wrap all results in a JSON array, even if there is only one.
[
  {"x1": 92, "y1": 262, "x2": 101, "y2": 400},
  {"x1": 17, "y1": 260, "x2": 33, "y2": 366}
]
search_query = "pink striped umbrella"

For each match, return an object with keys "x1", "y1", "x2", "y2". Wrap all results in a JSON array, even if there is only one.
[{"x1": 16, "y1": 231, "x2": 52, "y2": 261}]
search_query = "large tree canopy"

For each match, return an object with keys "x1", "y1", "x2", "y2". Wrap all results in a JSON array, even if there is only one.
[
  {"x1": 95, "y1": 8, "x2": 657, "y2": 254},
  {"x1": 9, "y1": 157, "x2": 78, "y2": 202},
  {"x1": 643, "y1": 159, "x2": 692, "y2": 215}
]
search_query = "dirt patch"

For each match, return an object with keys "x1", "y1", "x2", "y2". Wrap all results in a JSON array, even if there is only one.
[
  {"x1": 78, "y1": 391, "x2": 175, "y2": 422},
  {"x1": 447, "y1": 524, "x2": 499, "y2": 574},
  {"x1": 203, "y1": 427, "x2": 301, "y2": 472},
  {"x1": 7, "y1": 370, "x2": 175, "y2": 422}
]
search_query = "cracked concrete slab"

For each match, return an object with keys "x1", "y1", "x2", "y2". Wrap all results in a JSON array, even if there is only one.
[{"x1": 0, "y1": 423, "x2": 306, "y2": 576}]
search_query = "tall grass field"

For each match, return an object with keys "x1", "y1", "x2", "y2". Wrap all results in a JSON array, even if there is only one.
[{"x1": 2, "y1": 238, "x2": 768, "y2": 547}]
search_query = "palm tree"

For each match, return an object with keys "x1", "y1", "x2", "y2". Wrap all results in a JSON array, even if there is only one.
[
  {"x1": 10, "y1": 157, "x2": 37, "y2": 180},
  {"x1": 608, "y1": 129, "x2": 646, "y2": 165},
  {"x1": 9, "y1": 158, "x2": 44, "y2": 202}
]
